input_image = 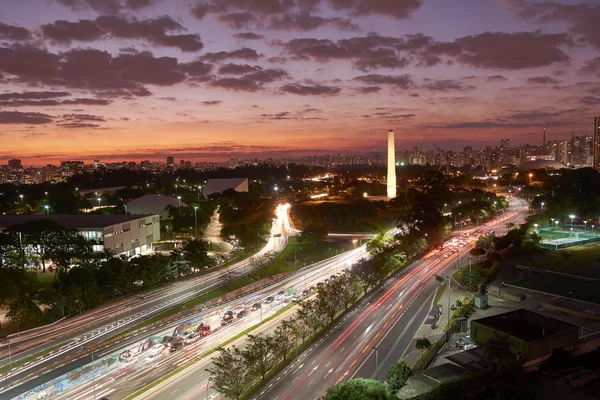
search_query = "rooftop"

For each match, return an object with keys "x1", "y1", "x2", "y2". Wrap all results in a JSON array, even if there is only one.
[
  {"x1": 203, "y1": 177, "x2": 248, "y2": 195},
  {"x1": 473, "y1": 309, "x2": 576, "y2": 342},
  {"x1": 0, "y1": 214, "x2": 155, "y2": 230}
]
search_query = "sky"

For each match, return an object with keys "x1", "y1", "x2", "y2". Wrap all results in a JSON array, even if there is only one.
[{"x1": 0, "y1": 0, "x2": 599, "y2": 166}]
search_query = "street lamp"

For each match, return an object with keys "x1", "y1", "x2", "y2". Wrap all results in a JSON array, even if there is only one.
[
  {"x1": 541, "y1": 202, "x2": 545, "y2": 214},
  {"x1": 584, "y1": 221, "x2": 588, "y2": 232},
  {"x1": 19, "y1": 194, "x2": 23, "y2": 204},
  {"x1": 555, "y1": 220, "x2": 559, "y2": 230},
  {"x1": 570, "y1": 215, "x2": 575, "y2": 230},
  {"x1": 44, "y1": 191, "x2": 48, "y2": 198},
  {"x1": 97, "y1": 197, "x2": 101, "y2": 207},
  {"x1": 372, "y1": 346, "x2": 379, "y2": 381},
  {"x1": 177, "y1": 196, "x2": 181, "y2": 208},
  {"x1": 194, "y1": 206, "x2": 198, "y2": 237},
  {"x1": 44, "y1": 205, "x2": 49, "y2": 215}
]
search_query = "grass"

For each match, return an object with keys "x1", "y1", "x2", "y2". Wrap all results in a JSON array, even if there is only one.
[
  {"x1": 433, "y1": 282, "x2": 447, "y2": 305},
  {"x1": 29, "y1": 272, "x2": 56, "y2": 291},
  {"x1": 0, "y1": 341, "x2": 68, "y2": 374},
  {"x1": 529, "y1": 244, "x2": 600, "y2": 278},
  {"x1": 508, "y1": 273, "x2": 600, "y2": 304}
]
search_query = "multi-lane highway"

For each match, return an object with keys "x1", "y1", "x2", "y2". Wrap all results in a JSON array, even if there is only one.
[
  {"x1": 0, "y1": 204, "x2": 292, "y2": 399},
  {"x1": 255, "y1": 197, "x2": 528, "y2": 400},
  {"x1": 136, "y1": 197, "x2": 527, "y2": 400}
]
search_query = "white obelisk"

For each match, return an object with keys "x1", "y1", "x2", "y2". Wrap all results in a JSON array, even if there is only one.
[{"x1": 387, "y1": 129, "x2": 396, "y2": 199}]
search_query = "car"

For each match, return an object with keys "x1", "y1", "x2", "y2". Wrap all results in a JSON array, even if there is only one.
[
  {"x1": 291, "y1": 296, "x2": 299, "y2": 302},
  {"x1": 309, "y1": 286, "x2": 316, "y2": 292},
  {"x1": 324, "y1": 278, "x2": 330, "y2": 284},
  {"x1": 317, "y1": 282, "x2": 324, "y2": 288},
  {"x1": 223, "y1": 310, "x2": 234, "y2": 319},
  {"x1": 221, "y1": 318, "x2": 233, "y2": 327},
  {"x1": 184, "y1": 333, "x2": 199, "y2": 344},
  {"x1": 133, "y1": 279, "x2": 143, "y2": 286},
  {"x1": 170, "y1": 340, "x2": 184, "y2": 352},
  {"x1": 264, "y1": 296, "x2": 274, "y2": 304},
  {"x1": 251, "y1": 302, "x2": 262, "y2": 311},
  {"x1": 275, "y1": 292, "x2": 285, "y2": 302},
  {"x1": 330, "y1": 274, "x2": 337, "y2": 280},
  {"x1": 197, "y1": 324, "x2": 212, "y2": 336},
  {"x1": 237, "y1": 310, "x2": 248, "y2": 319},
  {"x1": 301, "y1": 289, "x2": 310, "y2": 297}
]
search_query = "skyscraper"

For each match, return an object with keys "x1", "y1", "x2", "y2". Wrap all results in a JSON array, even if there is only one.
[
  {"x1": 543, "y1": 125, "x2": 546, "y2": 154},
  {"x1": 594, "y1": 117, "x2": 600, "y2": 170},
  {"x1": 387, "y1": 130, "x2": 397, "y2": 199}
]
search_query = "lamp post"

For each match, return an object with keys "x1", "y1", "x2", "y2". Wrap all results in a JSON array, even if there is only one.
[
  {"x1": 44, "y1": 191, "x2": 48, "y2": 199},
  {"x1": 555, "y1": 220, "x2": 559, "y2": 230},
  {"x1": 372, "y1": 346, "x2": 379, "y2": 381},
  {"x1": 194, "y1": 206, "x2": 198, "y2": 237},
  {"x1": 97, "y1": 197, "x2": 101, "y2": 207},
  {"x1": 541, "y1": 202, "x2": 545, "y2": 214},
  {"x1": 19, "y1": 194, "x2": 23, "y2": 204},
  {"x1": 44, "y1": 205, "x2": 49, "y2": 215},
  {"x1": 570, "y1": 215, "x2": 575, "y2": 230},
  {"x1": 584, "y1": 221, "x2": 588, "y2": 232},
  {"x1": 294, "y1": 247, "x2": 302, "y2": 271},
  {"x1": 177, "y1": 196, "x2": 181, "y2": 208},
  {"x1": 593, "y1": 225, "x2": 596, "y2": 235}
]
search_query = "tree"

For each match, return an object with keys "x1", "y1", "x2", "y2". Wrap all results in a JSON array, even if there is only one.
[
  {"x1": 206, "y1": 346, "x2": 250, "y2": 400},
  {"x1": 462, "y1": 265, "x2": 486, "y2": 287},
  {"x1": 337, "y1": 275, "x2": 362, "y2": 310},
  {"x1": 316, "y1": 285, "x2": 343, "y2": 323},
  {"x1": 323, "y1": 378, "x2": 392, "y2": 400},
  {"x1": 352, "y1": 258, "x2": 382, "y2": 294},
  {"x1": 46, "y1": 230, "x2": 94, "y2": 274},
  {"x1": 475, "y1": 234, "x2": 495, "y2": 256},
  {"x1": 457, "y1": 303, "x2": 476, "y2": 319},
  {"x1": 483, "y1": 335, "x2": 516, "y2": 373},
  {"x1": 181, "y1": 239, "x2": 214, "y2": 270},
  {"x1": 297, "y1": 299, "x2": 326, "y2": 336},
  {"x1": 243, "y1": 333, "x2": 276, "y2": 381},
  {"x1": 470, "y1": 247, "x2": 486, "y2": 259},
  {"x1": 366, "y1": 233, "x2": 394, "y2": 256},
  {"x1": 7, "y1": 295, "x2": 42, "y2": 328},
  {"x1": 290, "y1": 316, "x2": 311, "y2": 343},
  {"x1": 415, "y1": 338, "x2": 432, "y2": 356},
  {"x1": 273, "y1": 320, "x2": 296, "y2": 362},
  {"x1": 386, "y1": 361, "x2": 411, "y2": 392},
  {"x1": 299, "y1": 223, "x2": 329, "y2": 244}
]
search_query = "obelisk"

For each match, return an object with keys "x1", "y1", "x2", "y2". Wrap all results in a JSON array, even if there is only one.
[{"x1": 387, "y1": 129, "x2": 397, "y2": 199}]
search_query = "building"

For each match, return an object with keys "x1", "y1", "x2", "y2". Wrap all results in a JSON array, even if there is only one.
[
  {"x1": 471, "y1": 309, "x2": 579, "y2": 360},
  {"x1": 594, "y1": 117, "x2": 600, "y2": 170},
  {"x1": 203, "y1": 178, "x2": 249, "y2": 196},
  {"x1": 125, "y1": 194, "x2": 186, "y2": 219},
  {"x1": 0, "y1": 214, "x2": 160, "y2": 257}
]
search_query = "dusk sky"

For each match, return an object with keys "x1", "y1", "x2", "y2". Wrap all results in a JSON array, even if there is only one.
[{"x1": 1, "y1": 0, "x2": 599, "y2": 166}]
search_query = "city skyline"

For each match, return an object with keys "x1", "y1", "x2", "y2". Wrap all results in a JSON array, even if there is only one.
[{"x1": 1, "y1": 0, "x2": 600, "y2": 164}]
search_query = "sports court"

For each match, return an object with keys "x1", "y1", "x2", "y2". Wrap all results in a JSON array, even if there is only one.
[{"x1": 508, "y1": 272, "x2": 600, "y2": 305}]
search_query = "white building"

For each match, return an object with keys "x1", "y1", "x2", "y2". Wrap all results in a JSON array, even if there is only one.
[
  {"x1": 0, "y1": 214, "x2": 160, "y2": 257},
  {"x1": 203, "y1": 178, "x2": 249, "y2": 196}
]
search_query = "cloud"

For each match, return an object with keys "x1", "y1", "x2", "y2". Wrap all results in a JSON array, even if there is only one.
[
  {"x1": 0, "y1": 22, "x2": 32, "y2": 40},
  {"x1": 218, "y1": 63, "x2": 262, "y2": 74},
  {"x1": 526, "y1": 76, "x2": 560, "y2": 85},
  {"x1": 427, "y1": 120, "x2": 567, "y2": 129},
  {"x1": 233, "y1": 32, "x2": 265, "y2": 40},
  {"x1": 326, "y1": 0, "x2": 423, "y2": 19},
  {"x1": 210, "y1": 68, "x2": 288, "y2": 91},
  {"x1": 0, "y1": 111, "x2": 53, "y2": 124},
  {"x1": 268, "y1": 10, "x2": 360, "y2": 31},
  {"x1": 355, "y1": 86, "x2": 382, "y2": 93},
  {"x1": 61, "y1": 113, "x2": 106, "y2": 122},
  {"x1": 580, "y1": 57, "x2": 600, "y2": 76},
  {"x1": 201, "y1": 47, "x2": 262, "y2": 62},
  {"x1": 422, "y1": 79, "x2": 475, "y2": 92},
  {"x1": 507, "y1": 1, "x2": 600, "y2": 50},
  {"x1": 0, "y1": 45, "x2": 216, "y2": 98},
  {"x1": 0, "y1": 98, "x2": 111, "y2": 108},
  {"x1": 280, "y1": 83, "x2": 341, "y2": 96},
  {"x1": 55, "y1": 0, "x2": 162, "y2": 13},
  {"x1": 455, "y1": 30, "x2": 571, "y2": 69},
  {"x1": 487, "y1": 75, "x2": 508, "y2": 82},
  {"x1": 57, "y1": 122, "x2": 102, "y2": 128},
  {"x1": 0, "y1": 91, "x2": 71, "y2": 100},
  {"x1": 353, "y1": 74, "x2": 414, "y2": 89},
  {"x1": 203, "y1": 100, "x2": 222, "y2": 105},
  {"x1": 218, "y1": 12, "x2": 257, "y2": 30},
  {"x1": 41, "y1": 15, "x2": 204, "y2": 52},
  {"x1": 279, "y1": 35, "x2": 416, "y2": 71},
  {"x1": 579, "y1": 96, "x2": 600, "y2": 106}
]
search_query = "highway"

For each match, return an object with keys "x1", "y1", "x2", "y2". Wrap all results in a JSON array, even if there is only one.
[
  {"x1": 136, "y1": 197, "x2": 527, "y2": 400},
  {"x1": 255, "y1": 197, "x2": 528, "y2": 400},
  {"x1": 0, "y1": 204, "x2": 292, "y2": 398}
]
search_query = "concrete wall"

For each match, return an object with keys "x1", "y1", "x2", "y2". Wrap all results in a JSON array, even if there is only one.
[
  {"x1": 102, "y1": 215, "x2": 160, "y2": 256},
  {"x1": 471, "y1": 321, "x2": 579, "y2": 360}
]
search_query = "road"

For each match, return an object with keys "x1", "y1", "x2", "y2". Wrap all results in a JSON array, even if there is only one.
[
  {"x1": 253, "y1": 197, "x2": 528, "y2": 400},
  {"x1": 203, "y1": 209, "x2": 233, "y2": 254},
  {"x1": 133, "y1": 198, "x2": 527, "y2": 400},
  {"x1": 12, "y1": 238, "x2": 378, "y2": 400},
  {"x1": 0, "y1": 204, "x2": 292, "y2": 398}
]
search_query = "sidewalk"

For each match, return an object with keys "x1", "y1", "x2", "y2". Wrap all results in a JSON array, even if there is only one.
[{"x1": 403, "y1": 284, "x2": 470, "y2": 368}]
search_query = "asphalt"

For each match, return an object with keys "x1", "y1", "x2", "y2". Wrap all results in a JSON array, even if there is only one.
[{"x1": 0, "y1": 205, "x2": 292, "y2": 398}]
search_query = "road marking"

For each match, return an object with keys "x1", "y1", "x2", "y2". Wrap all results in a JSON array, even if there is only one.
[{"x1": 308, "y1": 380, "x2": 314, "y2": 386}]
